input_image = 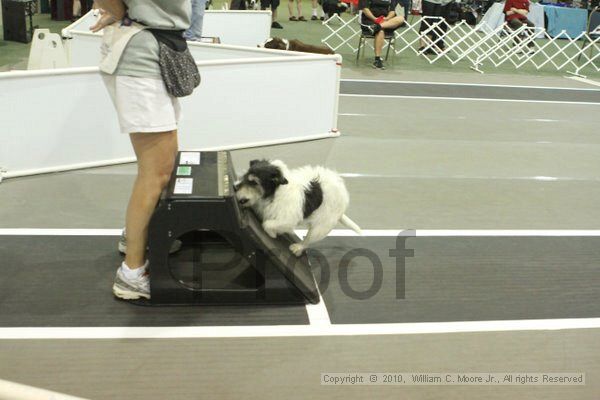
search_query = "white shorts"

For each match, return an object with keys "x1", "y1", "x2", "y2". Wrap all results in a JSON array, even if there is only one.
[{"x1": 102, "y1": 74, "x2": 181, "y2": 134}]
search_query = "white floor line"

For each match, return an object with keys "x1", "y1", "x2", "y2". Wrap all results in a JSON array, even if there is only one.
[
  {"x1": 340, "y1": 93, "x2": 600, "y2": 106},
  {"x1": 338, "y1": 173, "x2": 600, "y2": 183},
  {"x1": 311, "y1": 229, "x2": 600, "y2": 237},
  {"x1": 0, "y1": 229, "x2": 122, "y2": 236},
  {"x1": 0, "y1": 379, "x2": 89, "y2": 400},
  {"x1": 305, "y1": 290, "x2": 331, "y2": 327},
  {"x1": 3, "y1": 229, "x2": 600, "y2": 237},
  {"x1": 565, "y1": 75, "x2": 600, "y2": 88},
  {"x1": 341, "y1": 78, "x2": 600, "y2": 91},
  {"x1": 1, "y1": 318, "x2": 599, "y2": 339}
]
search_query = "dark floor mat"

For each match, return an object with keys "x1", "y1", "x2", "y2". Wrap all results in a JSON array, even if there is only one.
[
  {"x1": 310, "y1": 236, "x2": 600, "y2": 324},
  {"x1": 0, "y1": 236, "x2": 308, "y2": 327},
  {"x1": 340, "y1": 80, "x2": 600, "y2": 104}
]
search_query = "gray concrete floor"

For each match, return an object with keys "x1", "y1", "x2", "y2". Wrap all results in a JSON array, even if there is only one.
[
  {"x1": 1, "y1": 329, "x2": 599, "y2": 400},
  {"x1": 2, "y1": 76, "x2": 600, "y2": 229},
  {"x1": 1, "y1": 72, "x2": 600, "y2": 400},
  {"x1": 340, "y1": 68, "x2": 600, "y2": 89}
]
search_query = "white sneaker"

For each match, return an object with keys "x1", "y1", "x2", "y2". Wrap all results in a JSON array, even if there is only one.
[{"x1": 112, "y1": 267, "x2": 150, "y2": 300}]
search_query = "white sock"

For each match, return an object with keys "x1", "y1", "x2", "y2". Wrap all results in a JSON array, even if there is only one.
[
  {"x1": 121, "y1": 261, "x2": 147, "y2": 280},
  {"x1": 312, "y1": 7, "x2": 318, "y2": 16}
]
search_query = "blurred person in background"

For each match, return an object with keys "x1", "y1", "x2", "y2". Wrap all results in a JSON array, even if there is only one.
[{"x1": 185, "y1": 0, "x2": 208, "y2": 41}]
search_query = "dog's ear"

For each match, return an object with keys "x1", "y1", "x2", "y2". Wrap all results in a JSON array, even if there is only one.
[
  {"x1": 272, "y1": 176, "x2": 288, "y2": 185},
  {"x1": 250, "y1": 159, "x2": 259, "y2": 167}
]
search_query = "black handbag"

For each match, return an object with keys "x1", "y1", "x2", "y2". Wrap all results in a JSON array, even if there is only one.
[{"x1": 148, "y1": 29, "x2": 201, "y2": 97}]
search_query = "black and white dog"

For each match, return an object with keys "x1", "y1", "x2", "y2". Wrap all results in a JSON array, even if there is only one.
[{"x1": 234, "y1": 159, "x2": 362, "y2": 256}]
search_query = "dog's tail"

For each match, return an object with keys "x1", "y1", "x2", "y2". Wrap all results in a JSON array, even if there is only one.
[{"x1": 339, "y1": 214, "x2": 362, "y2": 235}]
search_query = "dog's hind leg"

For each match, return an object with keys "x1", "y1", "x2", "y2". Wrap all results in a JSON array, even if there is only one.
[{"x1": 289, "y1": 223, "x2": 333, "y2": 257}]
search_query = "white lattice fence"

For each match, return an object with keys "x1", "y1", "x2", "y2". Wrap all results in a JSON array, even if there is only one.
[
  {"x1": 469, "y1": 26, "x2": 600, "y2": 76},
  {"x1": 570, "y1": 34, "x2": 600, "y2": 77},
  {"x1": 394, "y1": 17, "x2": 445, "y2": 56},
  {"x1": 322, "y1": 14, "x2": 362, "y2": 53},
  {"x1": 322, "y1": 14, "x2": 425, "y2": 54},
  {"x1": 322, "y1": 14, "x2": 599, "y2": 76}
]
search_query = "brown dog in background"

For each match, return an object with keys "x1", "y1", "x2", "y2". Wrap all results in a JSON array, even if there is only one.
[{"x1": 261, "y1": 37, "x2": 335, "y2": 55}]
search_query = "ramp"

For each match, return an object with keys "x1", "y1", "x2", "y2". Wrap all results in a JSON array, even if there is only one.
[{"x1": 146, "y1": 151, "x2": 320, "y2": 305}]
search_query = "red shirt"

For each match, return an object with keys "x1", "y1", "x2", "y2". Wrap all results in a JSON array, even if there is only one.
[{"x1": 504, "y1": 0, "x2": 529, "y2": 21}]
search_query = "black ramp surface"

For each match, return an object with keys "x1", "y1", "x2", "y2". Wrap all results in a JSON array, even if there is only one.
[
  {"x1": 340, "y1": 81, "x2": 600, "y2": 104},
  {"x1": 245, "y1": 211, "x2": 319, "y2": 303},
  {"x1": 0, "y1": 236, "x2": 308, "y2": 327},
  {"x1": 311, "y1": 236, "x2": 600, "y2": 324}
]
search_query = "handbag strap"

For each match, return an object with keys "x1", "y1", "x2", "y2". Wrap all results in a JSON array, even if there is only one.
[
  {"x1": 124, "y1": 14, "x2": 188, "y2": 52},
  {"x1": 147, "y1": 29, "x2": 188, "y2": 52}
]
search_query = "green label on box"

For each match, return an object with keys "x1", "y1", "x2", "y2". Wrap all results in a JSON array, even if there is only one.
[{"x1": 177, "y1": 166, "x2": 192, "y2": 176}]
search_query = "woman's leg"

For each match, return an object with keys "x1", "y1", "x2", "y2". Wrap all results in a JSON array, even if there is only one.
[
  {"x1": 296, "y1": 0, "x2": 302, "y2": 16},
  {"x1": 508, "y1": 18, "x2": 526, "y2": 46},
  {"x1": 323, "y1": 2, "x2": 332, "y2": 18},
  {"x1": 373, "y1": 17, "x2": 404, "y2": 57},
  {"x1": 184, "y1": 0, "x2": 206, "y2": 40},
  {"x1": 380, "y1": 15, "x2": 404, "y2": 30},
  {"x1": 288, "y1": 0, "x2": 295, "y2": 17},
  {"x1": 73, "y1": 0, "x2": 82, "y2": 17},
  {"x1": 124, "y1": 130, "x2": 179, "y2": 269},
  {"x1": 398, "y1": 0, "x2": 410, "y2": 19},
  {"x1": 419, "y1": 0, "x2": 434, "y2": 47},
  {"x1": 374, "y1": 30, "x2": 384, "y2": 57},
  {"x1": 524, "y1": 19, "x2": 536, "y2": 46},
  {"x1": 311, "y1": 0, "x2": 319, "y2": 19},
  {"x1": 430, "y1": 3, "x2": 444, "y2": 49},
  {"x1": 508, "y1": 18, "x2": 524, "y2": 30}
]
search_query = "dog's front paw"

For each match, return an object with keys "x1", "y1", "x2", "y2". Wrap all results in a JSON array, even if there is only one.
[
  {"x1": 289, "y1": 243, "x2": 305, "y2": 257},
  {"x1": 265, "y1": 229, "x2": 277, "y2": 239},
  {"x1": 263, "y1": 221, "x2": 278, "y2": 239}
]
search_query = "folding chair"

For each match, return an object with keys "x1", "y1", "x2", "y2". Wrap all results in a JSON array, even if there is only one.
[
  {"x1": 577, "y1": 7, "x2": 600, "y2": 62},
  {"x1": 355, "y1": 11, "x2": 396, "y2": 64}
]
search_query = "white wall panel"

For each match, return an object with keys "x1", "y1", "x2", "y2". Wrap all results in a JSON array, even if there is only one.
[
  {"x1": 63, "y1": 10, "x2": 271, "y2": 47},
  {"x1": 1, "y1": 55, "x2": 341, "y2": 177}
]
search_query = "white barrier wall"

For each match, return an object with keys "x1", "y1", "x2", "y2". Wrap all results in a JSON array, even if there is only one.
[
  {"x1": 62, "y1": 10, "x2": 271, "y2": 47},
  {"x1": 0, "y1": 54, "x2": 341, "y2": 178},
  {"x1": 201, "y1": 10, "x2": 271, "y2": 47},
  {"x1": 64, "y1": 11, "x2": 275, "y2": 67},
  {"x1": 67, "y1": 32, "x2": 296, "y2": 67},
  {"x1": 188, "y1": 42, "x2": 299, "y2": 61}
]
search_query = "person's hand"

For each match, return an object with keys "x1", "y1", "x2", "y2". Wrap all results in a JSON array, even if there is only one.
[
  {"x1": 90, "y1": 9, "x2": 118, "y2": 33},
  {"x1": 510, "y1": 7, "x2": 516, "y2": 11}
]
